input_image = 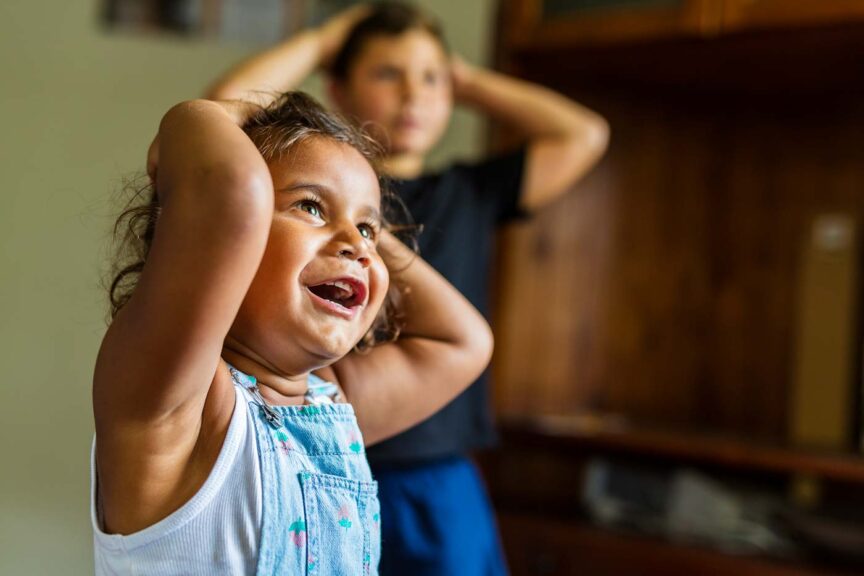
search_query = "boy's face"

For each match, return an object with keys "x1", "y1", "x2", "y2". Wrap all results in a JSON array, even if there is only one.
[
  {"x1": 231, "y1": 137, "x2": 389, "y2": 371},
  {"x1": 332, "y1": 30, "x2": 453, "y2": 157}
]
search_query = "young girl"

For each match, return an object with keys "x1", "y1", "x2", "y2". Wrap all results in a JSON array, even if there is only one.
[
  {"x1": 91, "y1": 92, "x2": 493, "y2": 574},
  {"x1": 207, "y1": 3, "x2": 609, "y2": 574}
]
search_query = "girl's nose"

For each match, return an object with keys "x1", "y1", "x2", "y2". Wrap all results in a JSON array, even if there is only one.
[
  {"x1": 333, "y1": 226, "x2": 371, "y2": 268},
  {"x1": 338, "y1": 246, "x2": 371, "y2": 268}
]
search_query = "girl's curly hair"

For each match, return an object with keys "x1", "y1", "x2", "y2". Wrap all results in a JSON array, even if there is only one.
[{"x1": 108, "y1": 91, "x2": 417, "y2": 352}]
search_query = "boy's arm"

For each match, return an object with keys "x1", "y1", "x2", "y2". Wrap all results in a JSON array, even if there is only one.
[
  {"x1": 327, "y1": 232, "x2": 494, "y2": 446},
  {"x1": 452, "y1": 57, "x2": 610, "y2": 213},
  {"x1": 206, "y1": 6, "x2": 369, "y2": 102}
]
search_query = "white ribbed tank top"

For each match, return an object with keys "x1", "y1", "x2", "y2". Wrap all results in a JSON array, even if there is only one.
[{"x1": 91, "y1": 385, "x2": 262, "y2": 575}]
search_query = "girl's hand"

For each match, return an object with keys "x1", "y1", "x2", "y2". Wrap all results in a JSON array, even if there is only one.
[
  {"x1": 147, "y1": 99, "x2": 262, "y2": 189},
  {"x1": 317, "y1": 4, "x2": 371, "y2": 67},
  {"x1": 213, "y1": 98, "x2": 263, "y2": 126}
]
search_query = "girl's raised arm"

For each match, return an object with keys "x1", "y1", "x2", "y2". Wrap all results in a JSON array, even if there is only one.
[
  {"x1": 94, "y1": 100, "x2": 271, "y2": 533},
  {"x1": 326, "y1": 232, "x2": 494, "y2": 445}
]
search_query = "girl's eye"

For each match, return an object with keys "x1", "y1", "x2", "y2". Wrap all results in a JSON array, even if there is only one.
[
  {"x1": 298, "y1": 200, "x2": 322, "y2": 218},
  {"x1": 358, "y1": 224, "x2": 377, "y2": 240}
]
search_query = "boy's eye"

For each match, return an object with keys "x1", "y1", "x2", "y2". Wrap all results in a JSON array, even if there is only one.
[
  {"x1": 298, "y1": 200, "x2": 322, "y2": 218},
  {"x1": 374, "y1": 66, "x2": 400, "y2": 80}
]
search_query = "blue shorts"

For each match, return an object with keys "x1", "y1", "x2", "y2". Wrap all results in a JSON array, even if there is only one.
[{"x1": 374, "y1": 456, "x2": 508, "y2": 576}]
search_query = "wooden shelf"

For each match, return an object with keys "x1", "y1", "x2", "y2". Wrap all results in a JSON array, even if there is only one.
[
  {"x1": 498, "y1": 513, "x2": 854, "y2": 576},
  {"x1": 499, "y1": 414, "x2": 864, "y2": 483},
  {"x1": 502, "y1": 22, "x2": 864, "y2": 98}
]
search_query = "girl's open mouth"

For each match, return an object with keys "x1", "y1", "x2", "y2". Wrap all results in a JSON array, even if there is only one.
[{"x1": 306, "y1": 277, "x2": 367, "y2": 319}]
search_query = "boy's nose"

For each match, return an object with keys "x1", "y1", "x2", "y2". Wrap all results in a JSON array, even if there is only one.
[{"x1": 402, "y1": 76, "x2": 421, "y2": 103}]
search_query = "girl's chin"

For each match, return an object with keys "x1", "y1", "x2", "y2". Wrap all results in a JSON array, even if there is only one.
[{"x1": 308, "y1": 333, "x2": 364, "y2": 361}]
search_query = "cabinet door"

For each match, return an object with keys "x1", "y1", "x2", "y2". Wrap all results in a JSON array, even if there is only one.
[
  {"x1": 503, "y1": 0, "x2": 720, "y2": 50},
  {"x1": 721, "y1": 0, "x2": 864, "y2": 32},
  {"x1": 498, "y1": 514, "x2": 850, "y2": 576}
]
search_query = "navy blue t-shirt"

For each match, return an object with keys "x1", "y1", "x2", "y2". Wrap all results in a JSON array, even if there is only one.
[{"x1": 367, "y1": 148, "x2": 527, "y2": 465}]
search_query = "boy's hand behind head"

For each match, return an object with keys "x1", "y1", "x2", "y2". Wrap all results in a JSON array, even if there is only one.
[
  {"x1": 317, "y1": 4, "x2": 372, "y2": 69},
  {"x1": 449, "y1": 54, "x2": 476, "y2": 103}
]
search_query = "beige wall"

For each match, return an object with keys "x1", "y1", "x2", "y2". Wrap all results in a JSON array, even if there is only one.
[{"x1": 0, "y1": 0, "x2": 495, "y2": 571}]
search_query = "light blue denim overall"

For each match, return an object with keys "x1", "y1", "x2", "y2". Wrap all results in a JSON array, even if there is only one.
[{"x1": 230, "y1": 366, "x2": 381, "y2": 575}]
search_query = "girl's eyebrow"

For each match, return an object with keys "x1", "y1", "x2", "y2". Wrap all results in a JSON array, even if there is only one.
[
  {"x1": 276, "y1": 182, "x2": 326, "y2": 194},
  {"x1": 278, "y1": 182, "x2": 382, "y2": 223}
]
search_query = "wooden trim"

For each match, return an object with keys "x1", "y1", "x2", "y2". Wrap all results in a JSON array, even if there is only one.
[
  {"x1": 502, "y1": 0, "x2": 543, "y2": 49},
  {"x1": 498, "y1": 513, "x2": 853, "y2": 576},
  {"x1": 500, "y1": 415, "x2": 864, "y2": 483},
  {"x1": 721, "y1": 0, "x2": 864, "y2": 32},
  {"x1": 505, "y1": 0, "x2": 719, "y2": 50}
]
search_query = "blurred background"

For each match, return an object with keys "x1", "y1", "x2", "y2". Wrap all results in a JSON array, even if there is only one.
[{"x1": 4, "y1": 0, "x2": 864, "y2": 574}]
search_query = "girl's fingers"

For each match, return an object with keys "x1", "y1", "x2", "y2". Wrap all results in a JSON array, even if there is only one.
[{"x1": 214, "y1": 99, "x2": 264, "y2": 126}]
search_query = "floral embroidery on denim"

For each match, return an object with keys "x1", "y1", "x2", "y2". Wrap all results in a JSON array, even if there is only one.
[
  {"x1": 347, "y1": 428, "x2": 363, "y2": 454},
  {"x1": 337, "y1": 504, "x2": 353, "y2": 529},
  {"x1": 274, "y1": 428, "x2": 292, "y2": 455},
  {"x1": 288, "y1": 518, "x2": 306, "y2": 547}
]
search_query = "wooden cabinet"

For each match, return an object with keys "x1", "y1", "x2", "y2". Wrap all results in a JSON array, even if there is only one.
[
  {"x1": 489, "y1": 2, "x2": 864, "y2": 574},
  {"x1": 493, "y1": 0, "x2": 864, "y2": 447},
  {"x1": 480, "y1": 419, "x2": 864, "y2": 575},
  {"x1": 502, "y1": 0, "x2": 864, "y2": 50},
  {"x1": 498, "y1": 514, "x2": 849, "y2": 576},
  {"x1": 503, "y1": 0, "x2": 717, "y2": 49},
  {"x1": 720, "y1": 0, "x2": 864, "y2": 32}
]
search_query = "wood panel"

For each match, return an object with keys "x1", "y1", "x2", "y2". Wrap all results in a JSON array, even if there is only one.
[
  {"x1": 498, "y1": 514, "x2": 852, "y2": 576},
  {"x1": 491, "y1": 88, "x2": 864, "y2": 443},
  {"x1": 500, "y1": 0, "x2": 864, "y2": 51},
  {"x1": 721, "y1": 0, "x2": 864, "y2": 33},
  {"x1": 494, "y1": 416, "x2": 864, "y2": 485},
  {"x1": 501, "y1": 0, "x2": 718, "y2": 50}
]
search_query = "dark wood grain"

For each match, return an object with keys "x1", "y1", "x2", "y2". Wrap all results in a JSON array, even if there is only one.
[
  {"x1": 492, "y1": 76, "x2": 864, "y2": 446},
  {"x1": 498, "y1": 514, "x2": 853, "y2": 576}
]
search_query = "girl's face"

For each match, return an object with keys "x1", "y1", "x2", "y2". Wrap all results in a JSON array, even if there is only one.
[
  {"x1": 332, "y1": 29, "x2": 453, "y2": 157},
  {"x1": 231, "y1": 137, "x2": 389, "y2": 371}
]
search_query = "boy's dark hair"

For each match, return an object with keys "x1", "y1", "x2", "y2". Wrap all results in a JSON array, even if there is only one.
[
  {"x1": 329, "y1": 2, "x2": 448, "y2": 81},
  {"x1": 109, "y1": 92, "x2": 413, "y2": 352}
]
